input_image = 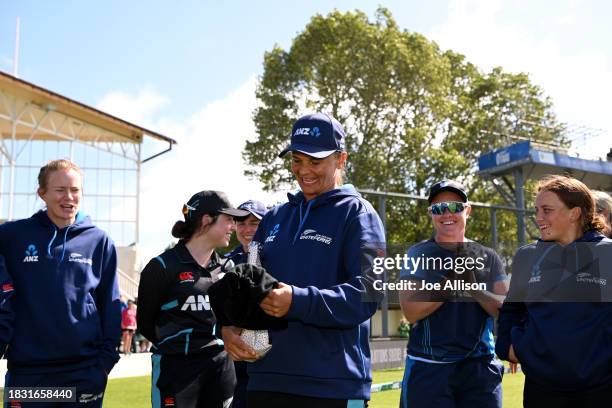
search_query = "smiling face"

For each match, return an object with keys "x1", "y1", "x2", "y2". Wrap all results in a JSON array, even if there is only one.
[
  {"x1": 535, "y1": 190, "x2": 582, "y2": 244},
  {"x1": 38, "y1": 168, "x2": 83, "y2": 228},
  {"x1": 203, "y1": 213, "x2": 236, "y2": 248},
  {"x1": 290, "y1": 151, "x2": 347, "y2": 201},
  {"x1": 430, "y1": 191, "x2": 471, "y2": 243},
  {"x1": 236, "y1": 214, "x2": 260, "y2": 250}
]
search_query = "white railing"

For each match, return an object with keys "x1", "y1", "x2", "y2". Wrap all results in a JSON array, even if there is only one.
[{"x1": 118, "y1": 268, "x2": 139, "y2": 300}]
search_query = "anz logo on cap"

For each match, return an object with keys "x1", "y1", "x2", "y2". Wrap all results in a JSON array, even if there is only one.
[{"x1": 293, "y1": 127, "x2": 321, "y2": 138}]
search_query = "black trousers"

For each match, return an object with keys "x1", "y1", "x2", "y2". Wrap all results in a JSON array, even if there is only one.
[
  {"x1": 524, "y1": 378, "x2": 612, "y2": 408},
  {"x1": 153, "y1": 351, "x2": 236, "y2": 408},
  {"x1": 247, "y1": 391, "x2": 367, "y2": 408}
]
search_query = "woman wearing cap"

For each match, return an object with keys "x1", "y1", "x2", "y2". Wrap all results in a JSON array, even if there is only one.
[
  {"x1": 222, "y1": 199, "x2": 267, "y2": 408},
  {"x1": 0, "y1": 159, "x2": 120, "y2": 407},
  {"x1": 224, "y1": 200, "x2": 268, "y2": 267},
  {"x1": 137, "y1": 190, "x2": 249, "y2": 408},
  {"x1": 496, "y1": 176, "x2": 612, "y2": 406},
  {"x1": 398, "y1": 179, "x2": 508, "y2": 408},
  {"x1": 222, "y1": 113, "x2": 386, "y2": 407}
]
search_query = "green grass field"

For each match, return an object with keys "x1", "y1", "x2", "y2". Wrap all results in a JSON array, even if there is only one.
[{"x1": 99, "y1": 369, "x2": 525, "y2": 407}]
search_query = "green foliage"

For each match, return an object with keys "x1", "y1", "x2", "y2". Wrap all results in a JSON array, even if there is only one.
[
  {"x1": 397, "y1": 319, "x2": 410, "y2": 338},
  {"x1": 245, "y1": 7, "x2": 566, "y2": 247}
]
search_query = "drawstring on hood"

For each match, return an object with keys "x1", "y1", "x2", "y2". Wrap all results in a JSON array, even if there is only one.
[
  {"x1": 293, "y1": 200, "x2": 314, "y2": 244},
  {"x1": 35, "y1": 210, "x2": 91, "y2": 262},
  {"x1": 47, "y1": 228, "x2": 58, "y2": 257}
]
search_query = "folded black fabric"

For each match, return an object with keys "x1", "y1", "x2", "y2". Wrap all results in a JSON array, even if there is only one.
[{"x1": 209, "y1": 264, "x2": 288, "y2": 330}]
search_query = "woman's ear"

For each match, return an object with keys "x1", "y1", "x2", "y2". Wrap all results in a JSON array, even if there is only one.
[
  {"x1": 569, "y1": 207, "x2": 582, "y2": 223},
  {"x1": 337, "y1": 151, "x2": 348, "y2": 169},
  {"x1": 199, "y1": 214, "x2": 212, "y2": 231}
]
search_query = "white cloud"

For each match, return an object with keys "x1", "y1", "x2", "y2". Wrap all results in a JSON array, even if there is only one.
[
  {"x1": 428, "y1": 0, "x2": 612, "y2": 159},
  {"x1": 96, "y1": 87, "x2": 170, "y2": 127},
  {"x1": 98, "y1": 77, "x2": 286, "y2": 263}
]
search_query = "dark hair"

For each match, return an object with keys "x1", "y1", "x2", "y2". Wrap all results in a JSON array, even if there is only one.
[
  {"x1": 38, "y1": 159, "x2": 83, "y2": 193},
  {"x1": 171, "y1": 213, "x2": 219, "y2": 240},
  {"x1": 537, "y1": 175, "x2": 606, "y2": 233}
]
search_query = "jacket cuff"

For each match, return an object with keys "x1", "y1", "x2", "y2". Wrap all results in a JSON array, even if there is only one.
[{"x1": 286, "y1": 285, "x2": 308, "y2": 320}]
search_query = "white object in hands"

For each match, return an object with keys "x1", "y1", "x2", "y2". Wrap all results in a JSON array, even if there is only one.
[
  {"x1": 240, "y1": 329, "x2": 272, "y2": 362},
  {"x1": 242, "y1": 240, "x2": 271, "y2": 361}
]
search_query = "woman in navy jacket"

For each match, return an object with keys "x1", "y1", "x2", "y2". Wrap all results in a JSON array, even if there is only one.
[
  {"x1": 496, "y1": 175, "x2": 612, "y2": 406},
  {"x1": 223, "y1": 113, "x2": 386, "y2": 408},
  {"x1": 0, "y1": 159, "x2": 121, "y2": 407}
]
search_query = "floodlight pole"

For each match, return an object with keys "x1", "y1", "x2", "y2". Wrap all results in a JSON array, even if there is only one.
[
  {"x1": 514, "y1": 169, "x2": 526, "y2": 246},
  {"x1": 378, "y1": 195, "x2": 389, "y2": 338},
  {"x1": 13, "y1": 17, "x2": 20, "y2": 78}
]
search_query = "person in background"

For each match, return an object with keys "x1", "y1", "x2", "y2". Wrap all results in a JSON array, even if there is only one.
[
  {"x1": 0, "y1": 159, "x2": 121, "y2": 407},
  {"x1": 121, "y1": 300, "x2": 137, "y2": 355},
  {"x1": 496, "y1": 175, "x2": 612, "y2": 406},
  {"x1": 223, "y1": 199, "x2": 267, "y2": 408},
  {"x1": 138, "y1": 190, "x2": 249, "y2": 408},
  {"x1": 592, "y1": 190, "x2": 612, "y2": 238},
  {"x1": 399, "y1": 179, "x2": 508, "y2": 408},
  {"x1": 120, "y1": 295, "x2": 129, "y2": 314},
  {"x1": 223, "y1": 112, "x2": 386, "y2": 408},
  {"x1": 0, "y1": 255, "x2": 14, "y2": 359}
]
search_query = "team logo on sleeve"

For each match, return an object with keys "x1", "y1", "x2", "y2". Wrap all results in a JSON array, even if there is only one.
[
  {"x1": 265, "y1": 224, "x2": 280, "y2": 243},
  {"x1": 23, "y1": 244, "x2": 39, "y2": 263}
]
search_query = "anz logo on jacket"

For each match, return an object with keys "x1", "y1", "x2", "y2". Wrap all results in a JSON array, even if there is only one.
[{"x1": 22, "y1": 244, "x2": 39, "y2": 263}]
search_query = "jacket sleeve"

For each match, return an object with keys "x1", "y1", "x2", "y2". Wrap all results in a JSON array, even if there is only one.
[
  {"x1": 286, "y1": 209, "x2": 385, "y2": 329},
  {"x1": 137, "y1": 257, "x2": 168, "y2": 345},
  {"x1": 95, "y1": 237, "x2": 121, "y2": 374},
  {"x1": 0, "y1": 255, "x2": 14, "y2": 358},
  {"x1": 495, "y1": 250, "x2": 528, "y2": 361}
]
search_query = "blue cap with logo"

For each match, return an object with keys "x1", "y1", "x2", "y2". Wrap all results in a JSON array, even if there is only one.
[
  {"x1": 237, "y1": 200, "x2": 267, "y2": 220},
  {"x1": 278, "y1": 113, "x2": 346, "y2": 159}
]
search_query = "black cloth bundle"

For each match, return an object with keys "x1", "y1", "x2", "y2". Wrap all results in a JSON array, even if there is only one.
[{"x1": 209, "y1": 263, "x2": 287, "y2": 330}]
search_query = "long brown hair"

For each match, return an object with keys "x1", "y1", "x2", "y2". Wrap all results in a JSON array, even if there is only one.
[{"x1": 537, "y1": 175, "x2": 606, "y2": 233}]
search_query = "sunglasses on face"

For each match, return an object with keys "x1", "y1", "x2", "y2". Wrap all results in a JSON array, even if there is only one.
[{"x1": 429, "y1": 201, "x2": 468, "y2": 215}]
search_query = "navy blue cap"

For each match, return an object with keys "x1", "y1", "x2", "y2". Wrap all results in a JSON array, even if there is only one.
[
  {"x1": 237, "y1": 200, "x2": 267, "y2": 220},
  {"x1": 278, "y1": 113, "x2": 346, "y2": 158},
  {"x1": 183, "y1": 190, "x2": 249, "y2": 219},
  {"x1": 427, "y1": 180, "x2": 468, "y2": 203}
]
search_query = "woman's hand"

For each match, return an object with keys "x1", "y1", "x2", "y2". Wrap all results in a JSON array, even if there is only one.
[
  {"x1": 260, "y1": 282, "x2": 293, "y2": 318},
  {"x1": 221, "y1": 326, "x2": 257, "y2": 361},
  {"x1": 507, "y1": 344, "x2": 520, "y2": 373}
]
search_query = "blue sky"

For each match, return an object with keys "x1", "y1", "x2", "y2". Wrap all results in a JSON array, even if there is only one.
[{"x1": 2, "y1": 0, "x2": 611, "y2": 259}]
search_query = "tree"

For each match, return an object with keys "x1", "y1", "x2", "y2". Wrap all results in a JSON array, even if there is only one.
[{"x1": 244, "y1": 8, "x2": 566, "y2": 249}]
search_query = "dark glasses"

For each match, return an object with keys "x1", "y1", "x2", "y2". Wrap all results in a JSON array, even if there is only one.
[{"x1": 429, "y1": 201, "x2": 467, "y2": 215}]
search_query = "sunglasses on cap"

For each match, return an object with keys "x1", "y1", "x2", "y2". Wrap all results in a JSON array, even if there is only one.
[{"x1": 429, "y1": 201, "x2": 468, "y2": 215}]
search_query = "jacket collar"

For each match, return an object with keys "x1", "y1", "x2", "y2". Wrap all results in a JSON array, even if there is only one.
[{"x1": 173, "y1": 240, "x2": 221, "y2": 271}]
